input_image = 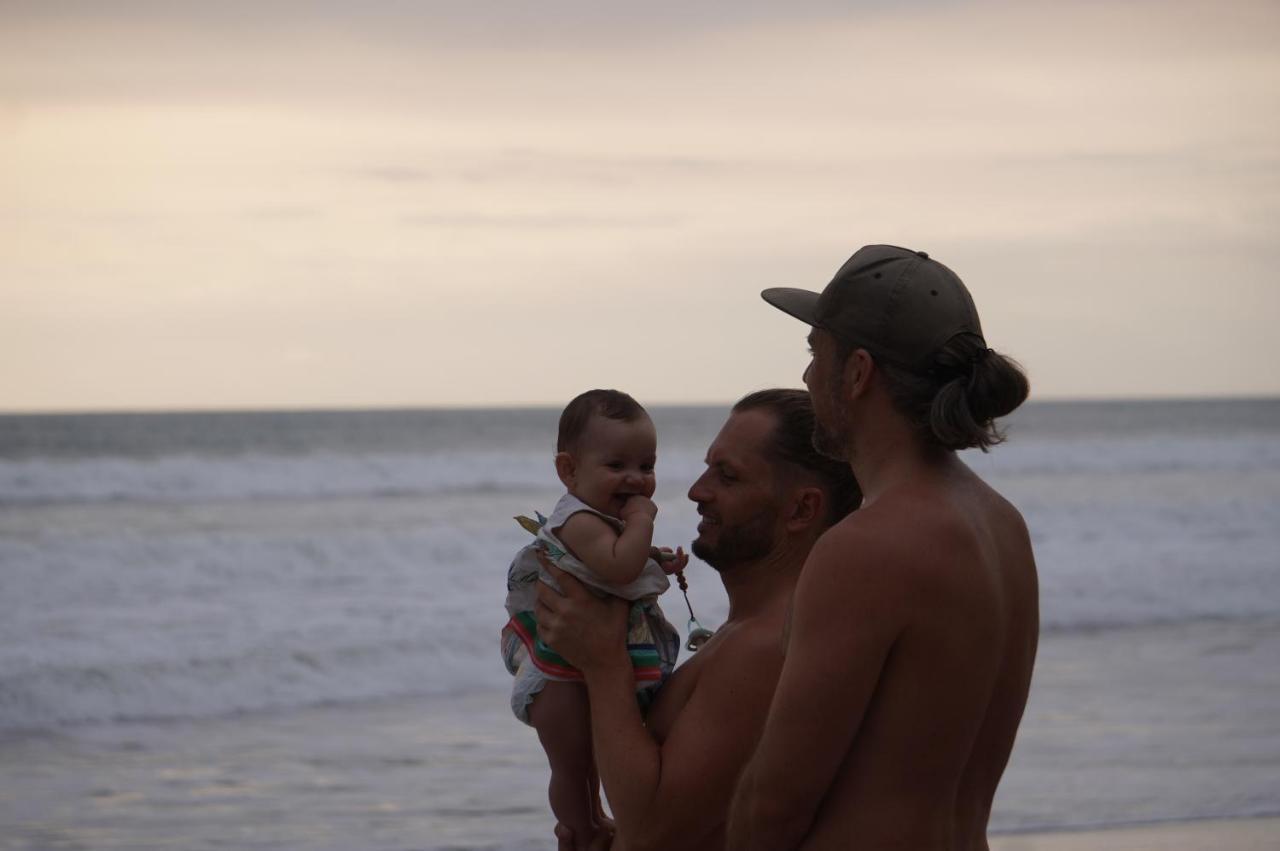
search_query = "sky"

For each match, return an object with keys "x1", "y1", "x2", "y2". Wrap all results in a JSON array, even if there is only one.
[{"x1": 3, "y1": 0, "x2": 1278, "y2": 411}]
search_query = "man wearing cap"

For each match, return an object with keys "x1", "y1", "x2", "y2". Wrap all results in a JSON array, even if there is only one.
[{"x1": 727, "y1": 246, "x2": 1039, "y2": 850}]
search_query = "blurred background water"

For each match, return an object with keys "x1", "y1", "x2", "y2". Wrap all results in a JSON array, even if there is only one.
[{"x1": 2, "y1": 398, "x2": 1278, "y2": 849}]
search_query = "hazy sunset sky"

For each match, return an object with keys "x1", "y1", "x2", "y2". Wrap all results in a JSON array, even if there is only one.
[{"x1": 3, "y1": 0, "x2": 1278, "y2": 411}]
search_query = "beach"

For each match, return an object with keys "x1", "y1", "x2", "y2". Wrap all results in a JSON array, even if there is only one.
[
  {"x1": 4, "y1": 617, "x2": 1278, "y2": 849},
  {"x1": 2, "y1": 400, "x2": 1279, "y2": 848},
  {"x1": 991, "y1": 817, "x2": 1280, "y2": 850}
]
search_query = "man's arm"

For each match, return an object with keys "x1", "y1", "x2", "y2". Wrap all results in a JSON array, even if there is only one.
[
  {"x1": 589, "y1": 632, "x2": 780, "y2": 850},
  {"x1": 726, "y1": 524, "x2": 908, "y2": 850},
  {"x1": 537, "y1": 564, "x2": 782, "y2": 851}
]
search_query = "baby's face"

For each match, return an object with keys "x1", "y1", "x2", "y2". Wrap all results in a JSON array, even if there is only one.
[{"x1": 565, "y1": 415, "x2": 657, "y2": 518}]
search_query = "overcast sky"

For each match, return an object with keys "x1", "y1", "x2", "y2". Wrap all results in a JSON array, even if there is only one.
[{"x1": 3, "y1": 0, "x2": 1278, "y2": 411}]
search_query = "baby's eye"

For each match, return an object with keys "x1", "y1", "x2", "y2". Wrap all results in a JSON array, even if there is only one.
[
  {"x1": 640, "y1": 463, "x2": 655, "y2": 474},
  {"x1": 606, "y1": 461, "x2": 624, "y2": 470}
]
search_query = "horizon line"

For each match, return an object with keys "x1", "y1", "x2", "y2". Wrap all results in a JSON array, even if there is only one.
[{"x1": 2, "y1": 392, "x2": 1278, "y2": 418}]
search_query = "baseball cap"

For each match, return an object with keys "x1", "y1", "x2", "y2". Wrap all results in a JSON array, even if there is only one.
[{"x1": 762, "y1": 245, "x2": 985, "y2": 368}]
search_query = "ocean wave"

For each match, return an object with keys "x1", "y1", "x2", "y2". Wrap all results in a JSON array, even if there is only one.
[
  {"x1": 0, "y1": 635, "x2": 512, "y2": 730},
  {"x1": 3, "y1": 424, "x2": 1278, "y2": 732},
  {"x1": 3, "y1": 435, "x2": 1278, "y2": 507},
  {"x1": 0, "y1": 449, "x2": 715, "y2": 506},
  {"x1": 4, "y1": 611, "x2": 1276, "y2": 732},
  {"x1": 962, "y1": 434, "x2": 1280, "y2": 477}
]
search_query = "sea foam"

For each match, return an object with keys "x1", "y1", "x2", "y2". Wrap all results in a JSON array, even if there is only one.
[{"x1": 2, "y1": 405, "x2": 1278, "y2": 730}]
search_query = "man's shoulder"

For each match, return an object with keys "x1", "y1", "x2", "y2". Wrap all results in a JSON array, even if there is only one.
[
  {"x1": 808, "y1": 498, "x2": 924, "y2": 571},
  {"x1": 645, "y1": 616, "x2": 786, "y2": 746},
  {"x1": 811, "y1": 479, "x2": 1032, "y2": 609},
  {"x1": 707, "y1": 616, "x2": 787, "y2": 666},
  {"x1": 696, "y1": 616, "x2": 789, "y2": 693},
  {"x1": 803, "y1": 489, "x2": 971, "y2": 595}
]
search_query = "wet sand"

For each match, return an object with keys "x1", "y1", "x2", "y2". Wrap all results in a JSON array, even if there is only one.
[
  {"x1": 991, "y1": 816, "x2": 1280, "y2": 850},
  {"x1": 6, "y1": 616, "x2": 1280, "y2": 849},
  {"x1": 5, "y1": 684, "x2": 1276, "y2": 850}
]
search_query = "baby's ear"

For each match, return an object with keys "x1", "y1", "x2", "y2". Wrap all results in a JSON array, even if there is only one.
[{"x1": 554, "y1": 452, "x2": 576, "y2": 488}]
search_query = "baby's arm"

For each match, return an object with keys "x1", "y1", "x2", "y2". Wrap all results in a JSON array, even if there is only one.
[{"x1": 556, "y1": 498, "x2": 657, "y2": 586}]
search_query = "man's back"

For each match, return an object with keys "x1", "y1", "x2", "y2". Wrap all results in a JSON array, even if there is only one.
[
  {"x1": 729, "y1": 458, "x2": 1038, "y2": 850},
  {"x1": 799, "y1": 463, "x2": 1038, "y2": 849}
]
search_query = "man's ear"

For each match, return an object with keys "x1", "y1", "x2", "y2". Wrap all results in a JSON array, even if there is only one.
[
  {"x1": 554, "y1": 452, "x2": 576, "y2": 489},
  {"x1": 785, "y1": 486, "x2": 825, "y2": 533},
  {"x1": 846, "y1": 348, "x2": 876, "y2": 400}
]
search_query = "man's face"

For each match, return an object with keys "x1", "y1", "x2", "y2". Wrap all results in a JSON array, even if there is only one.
[
  {"x1": 687, "y1": 409, "x2": 782, "y2": 570},
  {"x1": 803, "y1": 328, "x2": 851, "y2": 461}
]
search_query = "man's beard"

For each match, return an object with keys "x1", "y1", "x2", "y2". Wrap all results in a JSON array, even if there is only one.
[
  {"x1": 691, "y1": 507, "x2": 777, "y2": 571},
  {"x1": 811, "y1": 378, "x2": 852, "y2": 461}
]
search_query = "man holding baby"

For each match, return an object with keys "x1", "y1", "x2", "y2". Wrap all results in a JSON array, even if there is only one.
[
  {"x1": 538, "y1": 388, "x2": 859, "y2": 849},
  {"x1": 539, "y1": 245, "x2": 1039, "y2": 851}
]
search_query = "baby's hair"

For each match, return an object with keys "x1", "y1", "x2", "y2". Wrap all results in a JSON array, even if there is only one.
[{"x1": 557, "y1": 389, "x2": 649, "y2": 453}]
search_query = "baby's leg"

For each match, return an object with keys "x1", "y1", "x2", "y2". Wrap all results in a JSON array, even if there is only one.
[{"x1": 528, "y1": 680, "x2": 596, "y2": 849}]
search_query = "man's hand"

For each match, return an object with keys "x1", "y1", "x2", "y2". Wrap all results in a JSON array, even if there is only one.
[
  {"x1": 555, "y1": 819, "x2": 615, "y2": 851},
  {"x1": 534, "y1": 556, "x2": 630, "y2": 675},
  {"x1": 619, "y1": 495, "x2": 658, "y2": 523}
]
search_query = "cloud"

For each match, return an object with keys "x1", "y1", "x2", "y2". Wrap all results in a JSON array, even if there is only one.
[
  {"x1": 243, "y1": 205, "x2": 321, "y2": 222},
  {"x1": 354, "y1": 167, "x2": 435, "y2": 184},
  {"x1": 2, "y1": 0, "x2": 1278, "y2": 407},
  {"x1": 0, "y1": 1, "x2": 935, "y2": 103},
  {"x1": 399, "y1": 212, "x2": 679, "y2": 230},
  {"x1": 1, "y1": 1, "x2": 910, "y2": 47}
]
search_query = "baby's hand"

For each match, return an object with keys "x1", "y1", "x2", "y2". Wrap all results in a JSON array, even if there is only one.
[
  {"x1": 620, "y1": 495, "x2": 658, "y2": 523},
  {"x1": 651, "y1": 545, "x2": 688, "y2": 575}
]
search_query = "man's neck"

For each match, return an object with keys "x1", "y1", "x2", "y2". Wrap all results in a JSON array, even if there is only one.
[
  {"x1": 846, "y1": 414, "x2": 955, "y2": 505},
  {"x1": 719, "y1": 543, "x2": 807, "y2": 622}
]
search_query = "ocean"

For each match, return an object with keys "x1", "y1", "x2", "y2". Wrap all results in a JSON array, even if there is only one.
[{"x1": 2, "y1": 399, "x2": 1278, "y2": 849}]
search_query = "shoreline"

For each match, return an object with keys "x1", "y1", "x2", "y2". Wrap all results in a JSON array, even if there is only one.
[
  {"x1": 3, "y1": 686, "x2": 1278, "y2": 849},
  {"x1": 990, "y1": 815, "x2": 1280, "y2": 849}
]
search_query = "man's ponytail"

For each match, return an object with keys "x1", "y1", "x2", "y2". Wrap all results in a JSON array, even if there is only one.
[{"x1": 878, "y1": 335, "x2": 1030, "y2": 452}]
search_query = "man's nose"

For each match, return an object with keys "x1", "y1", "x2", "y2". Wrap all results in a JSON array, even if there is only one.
[
  {"x1": 687, "y1": 471, "x2": 711, "y2": 503},
  {"x1": 802, "y1": 359, "x2": 813, "y2": 385}
]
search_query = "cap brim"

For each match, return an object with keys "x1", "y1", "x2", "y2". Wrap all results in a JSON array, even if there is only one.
[{"x1": 761, "y1": 287, "x2": 821, "y2": 326}]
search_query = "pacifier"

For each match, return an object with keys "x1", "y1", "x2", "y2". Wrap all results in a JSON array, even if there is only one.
[
  {"x1": 685, "y1": 618, "x2": 714, "y2": 652},
  {"x1": 673, "y1": 567, "x2": 713, "y2": 652}
]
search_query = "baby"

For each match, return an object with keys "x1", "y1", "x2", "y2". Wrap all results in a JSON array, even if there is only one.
[{"x1": 501, "y1": 389, "x2": 683, "y2": 847}]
